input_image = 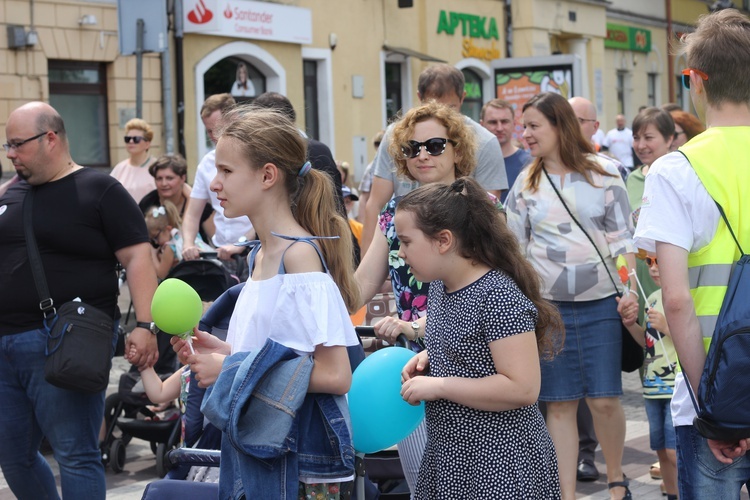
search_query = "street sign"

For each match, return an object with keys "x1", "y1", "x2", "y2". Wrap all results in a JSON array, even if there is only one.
[{"x1": 117, "y1": 0, "x2": 168, "y2": 55}]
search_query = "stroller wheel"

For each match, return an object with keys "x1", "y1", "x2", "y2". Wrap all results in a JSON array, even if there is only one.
[
  {"x1": 155, "y1": 443, "x2": 171, "y2": 478},
  {"x1": 110, "y1": 439, "x2": 126, "y2": 473},
  {"x1": 150, "y1": 441, "x2": 158, "y2": 455}
]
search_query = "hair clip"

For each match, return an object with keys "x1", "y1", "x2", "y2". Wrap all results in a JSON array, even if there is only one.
[
  {"x1": 151, "y1": 206, "x2": 166, "y2": 218},
  {"x1": 451, "y1": 180, "x2": 466, "y2": 195},
  {"x1": 298, "y1": 161, "x2": 312, "y2": 177}
]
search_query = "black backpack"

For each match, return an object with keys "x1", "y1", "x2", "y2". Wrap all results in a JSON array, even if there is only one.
[{"x1": 690, "y1": 202, "x2": 750, "y2": 441}]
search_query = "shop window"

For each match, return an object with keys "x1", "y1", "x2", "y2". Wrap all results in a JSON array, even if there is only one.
[
  {"x1": 385, "y1": 62, "x2": 404, "y2": 122},
  {"x1": 461, "y1": 69, "x2": 483, "y2": 122},
  {"x1": 203, "y1": 57, "x2": 265, "y2": 104},
  {"x1": 49, "y1": 61, "x2": 109, "y2": 168},
  {"x1": 647, "y1": 73, "x2": 657, "y2": 107},
  {"x1": 303, "y1": 60, "x2": 320, "y2": 141},
  {"x1": 674, "y1": 75, "x2": 688, "y2": 109}
]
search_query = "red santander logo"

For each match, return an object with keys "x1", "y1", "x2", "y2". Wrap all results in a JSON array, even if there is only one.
[
  {"x1": 224, "y1": 4, "x2": 233, "y2": 19},
  {"x1": 187, "y1": 0, "x2": 214, "y2": 25}
]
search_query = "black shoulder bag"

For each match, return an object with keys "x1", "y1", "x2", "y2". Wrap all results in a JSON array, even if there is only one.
[
  {"x1": 543, "y1": 169, "x2": 644, "y2": 373},
  {"x1": 24, "y1": 187, "x2": 116, "y2": 393}
]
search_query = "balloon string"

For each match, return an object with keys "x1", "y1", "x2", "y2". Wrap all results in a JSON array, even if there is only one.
[{"x1": 181, "y1": 331, "x2": 196, "y2": 355}]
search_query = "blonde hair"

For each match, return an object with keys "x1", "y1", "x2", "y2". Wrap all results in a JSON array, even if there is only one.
[
  {"x1": 388, "y1": 101, "x2": 477, "y2": 182},
  {"x1": 144, "y1": 200, "x2": 181, "y2": 233},
  {"x1": 219, "y1": 106, "x2": 360, "y2": 312},
  {"x1": 124, "y1": 118, "x2": 154, "y2": 142}
]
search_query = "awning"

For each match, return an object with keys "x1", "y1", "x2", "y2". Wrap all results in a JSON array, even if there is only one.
[{"x1": 382, "y1": 44, "x2": 447, "y2": 63}]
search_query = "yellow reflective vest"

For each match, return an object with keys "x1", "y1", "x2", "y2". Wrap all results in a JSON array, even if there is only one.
[{"x1": 680, "y1": 127, "x2": 750, "y2": 350}]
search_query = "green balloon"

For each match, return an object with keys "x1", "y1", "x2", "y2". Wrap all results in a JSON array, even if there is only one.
[{"x1": 151, "y1": 278, "x2": 203, "y2": 335}]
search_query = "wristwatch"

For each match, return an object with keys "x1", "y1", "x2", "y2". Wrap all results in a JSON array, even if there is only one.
[
  {"x1": 135, "y1": 321, "x2": 157, "y2": 335},
  {"x1": 410, "y1": 321, "x2": 420, "y2": 339}
]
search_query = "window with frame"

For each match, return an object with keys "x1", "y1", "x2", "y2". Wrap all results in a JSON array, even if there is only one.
[
  {"x1": 616, "y1": 71, "x2": 627, "y2": 116},
  {"x1": 385, "y1": 62, "x2": 403, "y2": 122},
  {"x1": 461, "y1": 68, "x2": 483, "y2": 122},
  {"x1": 49, "y1": 61, "x2": 109, "y2": 168},
  {"x1": 647, "y1": 73, "x2": 657, "y2": 107},
  {"x1": 303, "y1": 60, "x2": 320, "y2": 141}
]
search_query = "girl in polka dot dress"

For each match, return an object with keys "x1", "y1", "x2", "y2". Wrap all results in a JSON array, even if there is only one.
[{"x1": 399, "y1": 177, "x2": 563, "y2": 499}]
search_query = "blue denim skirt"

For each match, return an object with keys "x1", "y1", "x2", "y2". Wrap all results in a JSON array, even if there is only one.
[{"x1": 539, "y1": 295, "x2": 623, "y2": 401}]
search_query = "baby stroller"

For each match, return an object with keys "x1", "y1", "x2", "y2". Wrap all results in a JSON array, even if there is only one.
[
  {"x1": 165, "y1": 253, "x2": 239, "y2": 302},
  {"x1": 102, "y1": 255, "x2": 238, "y2": 476}
]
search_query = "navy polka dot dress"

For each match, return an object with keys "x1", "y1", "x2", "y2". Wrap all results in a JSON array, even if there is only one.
[{"x1": 415, "y1": 270, "x2": 561, "y2": 499}]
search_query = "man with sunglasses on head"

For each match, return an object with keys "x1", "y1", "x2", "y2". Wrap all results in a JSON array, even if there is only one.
[
  {"x1": 360, "y1": 63, "x2": 508, "y2": 254},
  {"x1": 0, "y1": 102, "x2": 159, "y2": 499},
  {"x1": 634, "y1": 9, "x2": 750, "y2": 498}
]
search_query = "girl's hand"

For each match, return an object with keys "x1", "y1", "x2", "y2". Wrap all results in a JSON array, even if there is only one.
[
  {"x1": 647, "y1": 309, "x2": 670, "y2": 335},
  {"x1": 374, "y1": 316, "x2": 410, "y2": 343},
  {"x1": 186, "y1": 352, "x2": 226, "y2": 388},
  {"x1": 401, "y1": 350, "x2": 429, "y2": 382},
  {"x1": 170, "y1": 327, "x2": 229, "y2": 365},
  {"x1": 401, "y1": 376, "x2": 441, "y2": 406}
]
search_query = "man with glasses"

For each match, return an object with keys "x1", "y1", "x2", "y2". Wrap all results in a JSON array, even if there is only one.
[
  {"x1": 480, "y1": 98, "x2": 530, "y2": 203},
  {"x1": 569, "y1": 97, "x2": 628, "y2": 181},
  {"x1": 634, "y1": 9, "x2": 750, "y2": 498},
  {"x1": 0, "y1": 102, "x2": 159, "y2": 499},
  {"x1": 360, "y1": 64, "x2": 508, "y2": 254}
]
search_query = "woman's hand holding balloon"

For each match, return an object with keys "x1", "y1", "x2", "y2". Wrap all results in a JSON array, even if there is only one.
[{"x1": 186, "y1": 351, "x2": 226, "y2": 388}]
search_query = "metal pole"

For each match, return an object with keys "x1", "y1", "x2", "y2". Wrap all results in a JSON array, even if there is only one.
[
  {"x1": 174, "y1": 0, "x2": 186, "y2": 158},
  {"x1": 161, "y1": 47, "x2": 174, "y2": 153},
  {"x1": 136, "y1": 18, "x2": 144, "y2": 118}
]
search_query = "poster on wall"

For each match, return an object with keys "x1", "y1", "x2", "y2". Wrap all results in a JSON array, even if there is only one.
[{"x1": 492, "y1": 55, "x2": 581, "y2": 146}]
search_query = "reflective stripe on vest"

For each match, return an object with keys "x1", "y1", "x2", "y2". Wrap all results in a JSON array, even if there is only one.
[{"x1": 680, "y1": 128, "x2": 750, "y2": 344}]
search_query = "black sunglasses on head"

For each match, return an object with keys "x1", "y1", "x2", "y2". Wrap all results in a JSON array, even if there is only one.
[
  {"x1": 124, "y1": 136, "x2": 145, "y2": 144},
  {"x1": 401, "y1": 137, "x2": 454, "y2": 159}
]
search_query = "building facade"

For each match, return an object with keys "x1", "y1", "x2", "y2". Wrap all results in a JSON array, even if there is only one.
[{"x1": 0, "y1": 0, "x2": 744, "y2": 183}]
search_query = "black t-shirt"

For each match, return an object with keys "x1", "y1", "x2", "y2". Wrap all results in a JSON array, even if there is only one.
[{"x1": 0, "y1": 168, "x2": 149, "y2": 335}]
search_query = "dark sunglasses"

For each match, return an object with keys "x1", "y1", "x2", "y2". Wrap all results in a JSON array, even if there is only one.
[
  {"x1": 401, "y1": 138, "x2": 454, "y2": 159},
  {"x1": 681, "y1": 68, "x2": 708, "y2": 90},
  {"x1": 645, "y1": 257, "x2": 658, "y2": 267},
  {"x1": 124, "y1": 135, "x2": 146, "y2": 144}
]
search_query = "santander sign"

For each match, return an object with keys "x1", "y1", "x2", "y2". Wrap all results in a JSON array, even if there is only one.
[
  {"x1": 184, "y1": 0, "x2": 311, "y2": 45},
  {"x1": 187, "y1": 0, "x2": 214, "y2": 25}
]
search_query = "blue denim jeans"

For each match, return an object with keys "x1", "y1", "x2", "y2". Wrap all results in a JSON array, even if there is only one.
[
  {"x1": 0, "y1": 327, "x2": 113, "y2": 500},
  {"x1": 675, "y1": 425, "x2": 750, "y2": 499}
]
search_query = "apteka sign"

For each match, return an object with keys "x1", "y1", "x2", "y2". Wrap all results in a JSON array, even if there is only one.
[{"x1": 184, "y1": 0, "x2": 312, "y2": 45}]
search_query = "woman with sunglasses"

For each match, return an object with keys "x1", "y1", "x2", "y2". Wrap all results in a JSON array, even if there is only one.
[
  {"x1": 505, "y1": 92, "x2": 638, "y2": 500},
  {"x1": 110, "y1": 118, "x2": 156, "y2": 203},
  {"x1": 669, "y1": 110, "x2": 706, "y2": 151},
  {"x1": 355, "y1": 100, "x2": 501, "y2": 494}
]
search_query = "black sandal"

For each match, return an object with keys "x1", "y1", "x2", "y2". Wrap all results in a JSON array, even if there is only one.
[{"x1": 607, "y1": 477, "x2": 632, "y2": 500}]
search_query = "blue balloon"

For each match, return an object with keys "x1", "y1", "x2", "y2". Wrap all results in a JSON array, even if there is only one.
[{"x1": 348, "y1": 347, "x2": 425, "y2": 454}]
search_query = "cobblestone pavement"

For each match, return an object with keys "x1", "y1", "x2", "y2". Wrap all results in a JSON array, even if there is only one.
[{"x1": 1, "y1": 286, "x2": 747, "y2": 498}]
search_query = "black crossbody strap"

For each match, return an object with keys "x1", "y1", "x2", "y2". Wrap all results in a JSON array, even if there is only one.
[
  {"x1": 542, "y1": 168, "x2": 622, "y2": 297},
  {"x1": 23, "y1": 188, "x2": 56, "y2": 318},
  {"x1": 715, "y1": 202, "x2": 745, "y2": 256}
]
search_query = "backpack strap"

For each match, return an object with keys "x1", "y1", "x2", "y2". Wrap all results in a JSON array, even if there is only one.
[{"x1": 714, "y1": 202, "x2": 745, "y2": 256}]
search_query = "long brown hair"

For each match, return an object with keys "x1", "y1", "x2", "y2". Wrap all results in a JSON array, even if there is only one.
[
  {"x1": 522, "y1": 92, "x2": 614, "y2": 192},
  {"x1": 219, "y1": 106, "x2": 360, "y2": 312},
  {"x1": 397, "y1": 177, "x2": 563, "y2": 359}
]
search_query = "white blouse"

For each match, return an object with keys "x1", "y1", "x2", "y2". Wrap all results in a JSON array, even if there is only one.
[{"x1": 226, "y1": 271, "x2": 359, "y2": 355}]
